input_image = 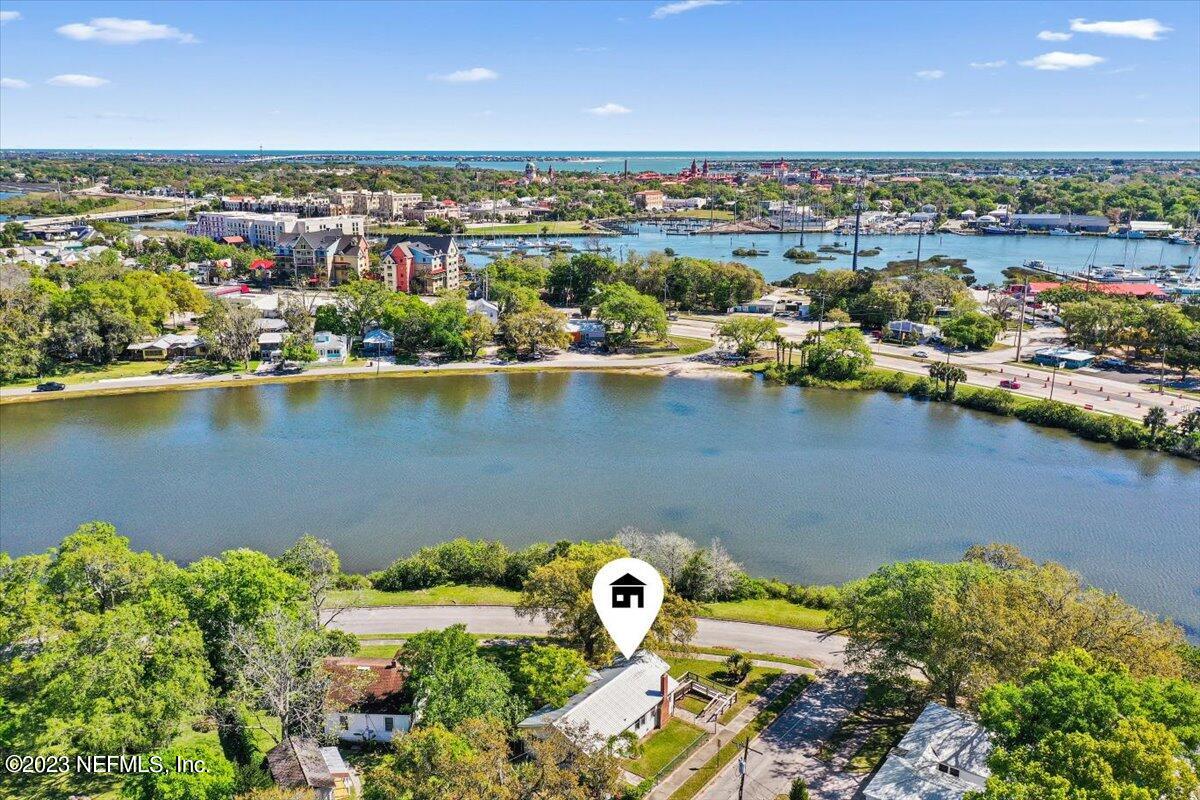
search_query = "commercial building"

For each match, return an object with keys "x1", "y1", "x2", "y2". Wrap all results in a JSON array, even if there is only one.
[
  {"x1": 633, "y1": 190, "x2": 665, "y2": 211},
  {"x1": 1030, "y1": 346, "x2": 1096, "y2": 369},
  {"x1": 1009, "y1": 213, "x2": 1109, "y2": 233}
]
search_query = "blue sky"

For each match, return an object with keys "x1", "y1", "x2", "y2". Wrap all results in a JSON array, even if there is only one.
[{"x1": 1, "y1": 0, "x2": 1197, "y2": 151}]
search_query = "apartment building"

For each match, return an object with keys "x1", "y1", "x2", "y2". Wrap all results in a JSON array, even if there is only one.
[
  {"x1": 633, "y1": 190, "x2": 665, "y2": 211},
  {"x1": 380, "y1": 234, "x2": 463, "y2": 294},
  {"x1": 275, "y1": 231, "x2": 369, "y2": 285},
  {"x1": 188, "y1": 211, "x2": 365, "y2": 248},
  {"x1": 325, "y1": 189, "x2": 423, "y2": 220}
]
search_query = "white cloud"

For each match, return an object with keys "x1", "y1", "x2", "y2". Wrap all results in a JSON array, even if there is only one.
[
  {"x1": 650, "y1": 0, "x2": 729, "y2": 20},
  {"x1": 585, "y1": 102, "x2": 632, "y2": 116},
  {"x1": 1, "y1": 76, "x2": 29, "y2": 89},
  {"x1": 432, "y1": 67, "x2": 498, "y2": 83},
  {"x1": 56, "y1": 17, "x2": 197, "y2": 45},
  {"x1": 969, "y1": 60, "x2": 1007, "y2": 69},
  {"x1": 915, "y1": 69, "x2": 945, "y2": 80},
  {"x1": 1069, "y1": 18, "x2": 1171, "y2": 40},
  {"x1": 1037, "y1": 30, "x2": 1073, "y2": 41},
  {"x1": 47, "y1": 74, "x2": 110, "y2": 88},
  {"x1": 1019, "y1": 52, "x2": 1105, "y2": 71},
  {"x1": 0, "y1": 10, "x2": 21, "y2": 23}
]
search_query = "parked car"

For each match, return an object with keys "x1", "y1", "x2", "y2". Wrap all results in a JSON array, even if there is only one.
[
  {"x1": 913, "y1": 350, "x2": 929, "y2": 359},
  {"x1": 1000, "y1": 379, "x2": 1021, "y2": 389},
  {"x1": 34, "y1": 381, "x2": 66, "y2": 392}
]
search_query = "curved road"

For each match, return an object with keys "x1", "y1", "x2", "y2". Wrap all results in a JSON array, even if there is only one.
[{"x1": 328, "y1": 605, "x2": 847, "y2": 668}]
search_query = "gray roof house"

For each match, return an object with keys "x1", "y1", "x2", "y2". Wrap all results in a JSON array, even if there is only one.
[
  {"x1": 517, "y1": 650, "x2": 676, "y2": 753},
  {"x1": 862, "y1": 702, "x2": 992, "y2": 800},
  {"x1": 266, "y1": 737, "x2": 358, "y2": 799}
]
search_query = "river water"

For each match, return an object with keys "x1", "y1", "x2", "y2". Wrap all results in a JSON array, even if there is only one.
[
  {"x1": 533, "y1": 226, "x2": 1198, "y2": 286},
  {"x1": 2, "y1": 373, "x2": 1196, "y2": 633}
]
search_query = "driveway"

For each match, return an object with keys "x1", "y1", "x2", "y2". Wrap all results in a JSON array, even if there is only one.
[
  {"x1": 327, "y1": 605, "x2": 847, "y2": 668},
  {"x1": 693, "y1": 671, "x2": 868, "y2": 800}
]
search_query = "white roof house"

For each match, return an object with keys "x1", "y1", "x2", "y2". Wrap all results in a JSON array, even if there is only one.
[
  {"x1": 862, "y1": 702, "x2": 992, "y2": 800},
  {"x1": 467, "y1": 298, "x2": 500, "y2": 323},
  {"x1": 517, "y1": 650, "x2": 676, "y2": 752},
  {"x1": 313, "y1": 331, "x2": 349, "y2": 362}
]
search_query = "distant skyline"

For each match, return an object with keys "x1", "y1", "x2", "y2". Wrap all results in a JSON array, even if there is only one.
[{"x1": 1, "y1": 1, "x2": 1198, "y2": 151}]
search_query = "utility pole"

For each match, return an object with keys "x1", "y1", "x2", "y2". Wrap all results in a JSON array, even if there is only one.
[
  {"x1": 851, "y1": 175, "x2": 865, "y2": 271},
  {"x1": 1013, "y1": 279, "x2": 1029, "y2": 363},
  {"x1": 915, "y1": 223, "x2": 924, "y2": 268}
]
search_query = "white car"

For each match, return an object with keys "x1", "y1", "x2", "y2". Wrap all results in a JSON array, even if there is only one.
[{"x1": 913, "y1": 350, "x2": 929, "y2": 359}]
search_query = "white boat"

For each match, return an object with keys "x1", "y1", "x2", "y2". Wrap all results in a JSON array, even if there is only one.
[
  {"x1": 1169, "y1": 234, "x2": 1197, "y2": 246},
  {"x1": 1077, "y1": 266, "x2": 1156, "y2": 283},
  {"x1": 1048, "y1": 228, "x2": 1081, "y2": 237}
]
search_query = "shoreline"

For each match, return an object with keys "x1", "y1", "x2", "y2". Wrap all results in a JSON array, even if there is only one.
[{"x1": 0, "y1": 357, "x2": 742, "y2": 405}]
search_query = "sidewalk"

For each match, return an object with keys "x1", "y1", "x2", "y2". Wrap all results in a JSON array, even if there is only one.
[{"x1": 648, "y1": 673, "x2": 799, "y2": 800}]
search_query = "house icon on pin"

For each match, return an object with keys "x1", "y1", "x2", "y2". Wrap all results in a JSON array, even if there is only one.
[{"x1": 610, "y1": 573, "x2": 646, "y2": 609}]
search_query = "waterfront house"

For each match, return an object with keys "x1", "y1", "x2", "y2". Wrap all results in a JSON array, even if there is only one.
[
  {"x1": 125, "y1": 333, "x2": 206, "y2": 360},
  {"x1": 266, "y1": 737, "x2": 358, "y2": 800},
  {"x1": 257, "y1": 331, "x2": 284, "y2": 360},
  {"x1": 862, "y1": 702, "x2": 991, "y2": 800},
  {"x1": 517, "y1": 650, "x2": 676, "y2": 753},
  {"x1": 314, "y1": 331, "x2": 349, "y2": 362},
  {"x1": 362, "y1": 328, "x2": 394, "y2": 357},
  {"x1": 323, "y1": 657, "x2": 412, "y2": 744},
  {"x1": 566, "y1": 319, "x2": 606, "y2": 346}
]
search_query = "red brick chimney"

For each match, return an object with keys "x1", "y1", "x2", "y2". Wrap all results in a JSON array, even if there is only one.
[{"x1": 657, "y1": 672, "x2": 671, "y2": 729}]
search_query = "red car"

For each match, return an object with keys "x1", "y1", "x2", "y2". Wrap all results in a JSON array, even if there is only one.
[{"x1": 999, "y1": 379, "x2": 1021, "y2": 389}]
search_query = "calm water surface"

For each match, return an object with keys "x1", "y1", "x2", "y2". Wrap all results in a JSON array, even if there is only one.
[{"x1": 1, "y1": 373, "x2": 1197, "y2": 632}]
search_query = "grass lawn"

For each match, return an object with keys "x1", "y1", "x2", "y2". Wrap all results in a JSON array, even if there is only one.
[
  {"x1": 667, "y1": 674, "x2": 813, "y2": 800},
  {"x1": 2, "y1": 359, "x2": 166, "y2": 388},
  {"x1": 676, "y1": 694, "x2": 710, "y2": 715},
  {"x1": 816, "y1": 683, "x2": 922, "y2": 773},
  {"x1": 625, "y1": 719, "x2": 706, "y2": 779},
  {"x1": 676, "y1": 645, "x2": 817, "y2": 670},
  {"x1": 660, "y1": 209, "x2": 735, "y2": 221},
  {"x1": 328, "y1": 584, "x2": 522, "y2": 607},
  {"x1": 699, "y1": 598, "x2": 830, "y2": 631},
  {"x1": 621, "y1": 335, "x2": 712, "y2": 358}
]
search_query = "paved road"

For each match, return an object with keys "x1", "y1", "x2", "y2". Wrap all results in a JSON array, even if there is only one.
[
  {"x1": 694, "y1": 672, "x2": 868, "y2": 800},
  {"x1": 327, "y1": 605, "x2": 847, "y2": 668}
]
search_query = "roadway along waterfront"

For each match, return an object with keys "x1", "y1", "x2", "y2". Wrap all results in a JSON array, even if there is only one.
[{"x1": 327, "y1": 605, "x2": 849, "y2": 668}]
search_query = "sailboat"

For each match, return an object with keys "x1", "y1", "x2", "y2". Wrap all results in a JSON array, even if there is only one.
[{"x1": 1049, "y1": 228, "x2": 1081, "y2": 237}]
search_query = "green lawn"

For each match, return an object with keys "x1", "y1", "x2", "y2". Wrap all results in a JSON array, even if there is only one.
[
  {"x1": 329, "y1": 585, "x2": 522, "y2": 607},
  {"x1": 659, "y1": 209, "x2": 735, "y2": 221},
  {"x1": 699, "y1": 598, "x2": 830, "y2": 631},
  {"x1": 625, "y1": 719, "x2": 706, "y2": 779},
  {"x1": 667, "y1": 675, "x2": 813, "y2": 800},
  {"x1": 622, "y1": 335, "x2": 713, "y2": 358},
  {"x1": 2, "y1": 359, "x2": 167, "y2": 388},
  {"x1": 675, "y1": 645, "x2": 817, "y2": 670},
  {"x1": 676, "y1": 694, "x2": 710, "y2": 715}
]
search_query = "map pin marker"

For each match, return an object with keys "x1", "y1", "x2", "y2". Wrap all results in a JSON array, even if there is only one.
[{"x1": 593, "y1": 557, "x2": 665, "y2": 660}]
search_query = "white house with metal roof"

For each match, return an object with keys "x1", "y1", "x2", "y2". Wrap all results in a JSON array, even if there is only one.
[
  {"x1": 517, "y1": 650, "x2": 676, "y2": 753},
  {"x1": 862, "y1": 702, "x2": 992, "y2": 800}
]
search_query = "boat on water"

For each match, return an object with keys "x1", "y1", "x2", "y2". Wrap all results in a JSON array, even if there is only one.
[
  {"x1": 1108, "y1": 229, "x2": 1147, "y2": 240},
  {"x1": 1169, "y1": 234, "x2": 1197, "y2": 246},
  {"x1": 981, "y1": 225, "x2": 1027, "y2": 235},
  {"x1": 1048, "y1": 228, "x2": 1081, "y2": 237},
  {"x1": 1075, "y1": 266, "x2": 1156, "y2": 283}
]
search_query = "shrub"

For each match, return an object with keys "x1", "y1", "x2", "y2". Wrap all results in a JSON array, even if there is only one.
[
  {"x1": 956, "y1": 387, "x2": 1016, "y2": 416},
  {"x1": 907, "y1": 376, "x2": 935, "y2": 399},
  {"x1": 787, "y1": 584, "x2": 841, "y2": 609},
  {"x1": 373, "y1": 538, "x2": 510, "y2": 591}
]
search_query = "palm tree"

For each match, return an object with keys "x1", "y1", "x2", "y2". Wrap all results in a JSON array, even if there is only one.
[{"x1": 1143, "y1": 406, "x2": 1168, "y2": 440}]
